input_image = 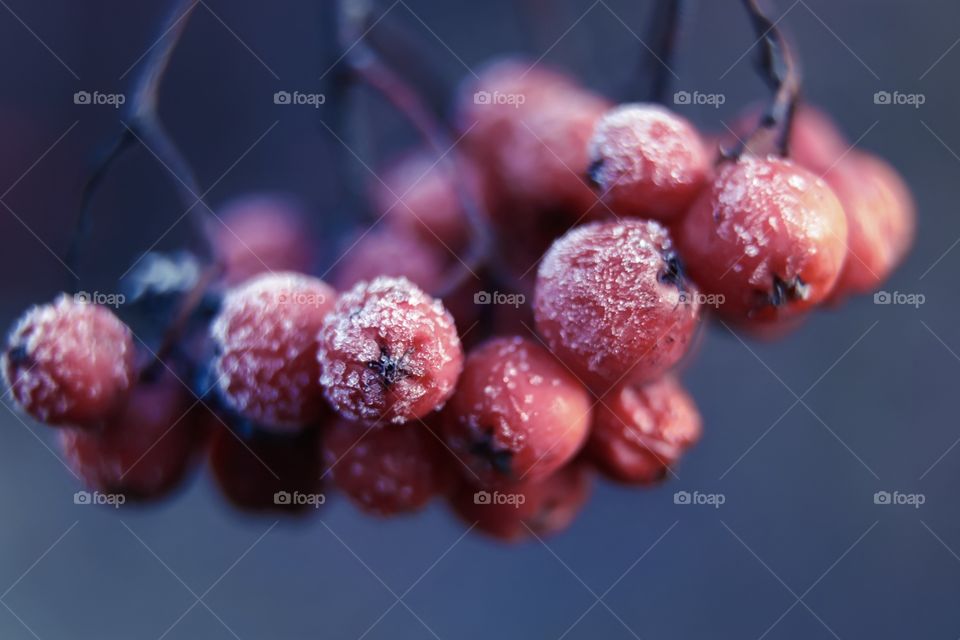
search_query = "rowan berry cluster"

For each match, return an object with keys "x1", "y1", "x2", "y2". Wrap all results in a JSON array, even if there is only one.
[{"x1": 2, "y1": 13, "x2": 915, "y2": 543}]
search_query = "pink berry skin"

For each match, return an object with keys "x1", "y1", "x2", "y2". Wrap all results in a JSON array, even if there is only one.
[
  {"x1": 534, "y1": 220, "x2": 701, "y2": 391},
  {"x1": 825, "y1": 151, "x2": 916, "y2": 299},
  {"x1": 587, "y1": 376, "x2": 701, "y2": 484},
  {"x1": 323, "y1": 416, "x2": 454, "y2": 516},
  {"x1": 211, "y1": 272, "x2": 336, "y2": 432},
  {"x1": 3, "y1": 295, "x2": 135, "y2": 428},
  {"x1": 587, "y1": 104, "x2": 710, "y2": 222},
  {"x1": 333, "y1": 227, "x2": 447, "y2": 295},
  {"x1": 371, "y1": 151, "x2": 472, "y2": 253},
  {"x1": 211, "y1": 194, "x2": 316, "y2": 286},
  {"x1": 59, "y1": 371, "x2": 202, "y2": 500},
  {"x1": 449, "y1": 459, "x2": 593, "y2": 543},
  {"x1": 677, "y1": 155, "x2": 848, "y2": 324},
  {"x1": 318, "y1": 276, "x2": 463, "y2": 425},
  {"x1": 441, "y1": 336, "x2": 592, "y2": 487}
]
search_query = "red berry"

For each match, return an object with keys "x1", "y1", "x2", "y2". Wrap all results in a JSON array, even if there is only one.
[
  {"x1": 457, "y1": 58, "x2": 611, "y2": 228},
  {"x1": 449, "y1": 460, "x2": 592, "y2": 542},
  {"x1": 59, "y1": 371, "x2": 201, "y2": 499},
  {"x1": 441, "y1": 336, "x2": 591, "y2": 487},
  {"x1": 333, "y1": 227, "x2": 447, "y2": 294},
  {"x1": 211, "y1": 194, "x2": 315, "y2": 285},
  {"x1": 677, "y1": 155, "x2": 848, "y2": 323},
  {"x1": 587, "y1": 376, "x2": 701, "y2": 484},
  {"x1": 318, "y1": 276, "x2": 463, "y2": 424},
  {"x1": 209, "y1": 423, "x2": 324, "y2": 514},
  {"x1": 324, "y1": 416, "x2": 453, "y2": 516},
  {"x1": 3, "y1": 295, "x2": 135, "y2": 427},
  {"x1": 587, "y1": 104, "x2": 710, "y2": 222},
  {"x1": 371, "y1": 151, "x2": 472, "y2": 253},
  {"x1": 825, "y1": 151, "x2": 915, "y2": 298},
  {"x1": 211, "y1": 272, "x2": 336, "y2": 431},
  {"x1": 534, "y1": 220, "x2": 701, "y2": 390}
]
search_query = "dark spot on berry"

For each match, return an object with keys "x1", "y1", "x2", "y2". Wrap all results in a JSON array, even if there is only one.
[
  {"x1": 6, "y1": 344, "x2": 30, "y2": 367},
  {"x1": 469, "y1": 427, "x2": 514, "y2": 477},
  {"x1": 769, "y1": 275, "x2": 810, "y2": 307},
  {"x1": 658, "y1": 250, "x2": 687, "y2": 290},
  {"x1": 586, "y1": 158, "x2": 605, "y2": 189},
  {"x1": 366, "y1": 345, "x2": 412, "y2": 388}
]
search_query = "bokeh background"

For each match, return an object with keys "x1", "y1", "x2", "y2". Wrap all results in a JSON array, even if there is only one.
[{"x1": 0, "y1": 0, "x2": 957, "y2": 638}]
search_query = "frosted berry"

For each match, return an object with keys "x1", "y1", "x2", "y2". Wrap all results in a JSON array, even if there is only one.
[
  {"x1": 372, "y1": 151, "x2": 472, "y2": 253},
  {"x1": 333, "y1": 227, "x2": 447, "y2": 294},
  {"x1": 441, "y1": 336, "x2": 591, "y2": 486},
  {"x1": 587, "y1": 104, "x2": 710, "y2": 222},
  {"x1": 588, "y1": 376, "x2": 701, "y2": 484},
  {"x1": 450, "y1": 460, "x2": 592, "y2": 542},
  {"x1": 677, "y1": 155, "x2": 848, "y2": 323},
  {"x1": 212, "y1": 272, "x2": 336, "y2": 431},
  {"x1": 211, "y1": 194, "x2": 315, "y2": 285},
  {"x1": 3, "y1": 295, "x2": 135, "y2": 427},
  {"x1": 318, "y1": 276, "x2": 463, "y2": 424},
  {"x1": 323, "y1": 416, "x2": 453, "y2": 515},
  {"x1": 59, "y1": 371, "x2": 201, "y2": 499},
  {"x1": 826, "y1": 151, "x2": 915, "y2": 298},
  {"x1": 534, "y1": 220, "x2": 701, "y2": 390},
  {"x1": 209, "y1": 423, "x2": 324, "y2": 514}
]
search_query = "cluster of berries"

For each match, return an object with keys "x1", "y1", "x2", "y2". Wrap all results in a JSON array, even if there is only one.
[{"x1": 1, "y1": 56, "x2": 913, "y2": 542}]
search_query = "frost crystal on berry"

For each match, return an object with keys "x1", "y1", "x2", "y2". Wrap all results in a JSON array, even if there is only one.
[{"x1": 318, "y1": 276, "x2": 463, "y2": 425}]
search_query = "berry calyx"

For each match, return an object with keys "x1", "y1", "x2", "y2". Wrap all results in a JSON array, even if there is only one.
[
  {"x1": 441, "y1": 336, "x2": 591, "y2": 486},
  {"x1": 3, "y1": 295, "x2": 135, "y2": 427},
  {"x1": 587, "y1": 376, "x2": 701, "y2": 484},
  {"x1": 318, "y1": 276, "x2": 463, "y2": 424},
  {"x1": 534, "y1": 220, "x2": 701, "y2": 390},
  {"x1": 587, "y1": 103, "x2": 710, "y2": 222},
  {"x1": 677, "y1": 155, "x2": 848, "y2": 323},
  {"x1": 324, "y1": 416, "x2": 453, "y2": 515},
  {"x1": 211, "y1": 271, "x2": 336, "y2": 431}
]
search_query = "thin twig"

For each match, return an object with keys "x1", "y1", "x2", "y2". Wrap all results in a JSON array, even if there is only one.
[
  {"x1": 336, "y1": 0, "x2": 493, "y2": 297},
  {"x1": 731, "y1": 0, "x2": 801, "y2": 159},
  {"x1": 71, "y1": 0, "x2": 222, "y2": 378},
  {"x1": 636, "y1": 0, "x2": 687, "y2": 104},
  {"x1": 69, "y1": 0, "x2": 212, "y2": 292}
]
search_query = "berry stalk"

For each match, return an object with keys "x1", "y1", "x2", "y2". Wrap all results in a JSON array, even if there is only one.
[{"x1": 731, "y1": 0, "x2": 801, "y2": 159}]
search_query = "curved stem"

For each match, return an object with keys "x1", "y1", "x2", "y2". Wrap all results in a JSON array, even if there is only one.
[
  {"x1": 732, "y1": 0, "x2": 801, "y2": 159},
  {"x1": 639, "y1": 0, "x2": 687, "y2": 104},
  {"x1": 69, "y1": 0, "x2": 212, "y2": 293},
  {"x1": 336, "y1": 0, "x2": 493, "y2": 297}
]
